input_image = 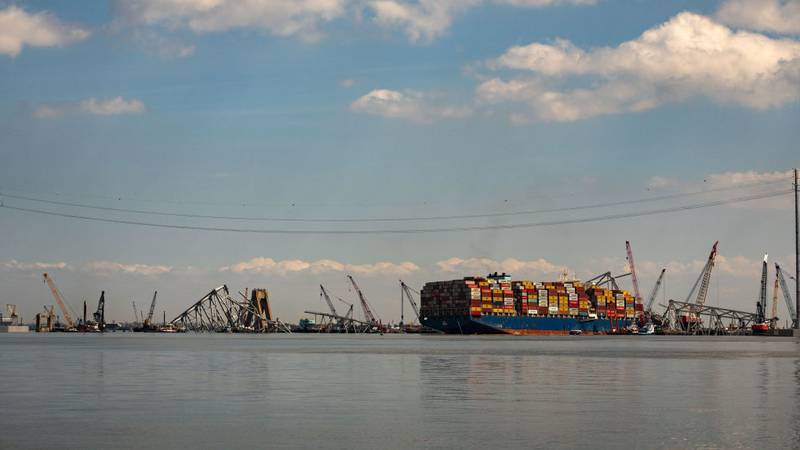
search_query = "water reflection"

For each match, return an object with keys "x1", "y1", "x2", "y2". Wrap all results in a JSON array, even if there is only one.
[{"x1": 1, "y1": 335, "x2": 799, "y2": 450}]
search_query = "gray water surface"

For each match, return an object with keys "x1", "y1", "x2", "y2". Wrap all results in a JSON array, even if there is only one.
[{"x1": 1, "y1": 334, "x2": 798, "y2": 449}]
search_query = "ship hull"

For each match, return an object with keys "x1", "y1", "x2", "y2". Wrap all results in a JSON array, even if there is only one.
[{"x1": 422, "y1": 315, "x2": 633, "y2": 335}]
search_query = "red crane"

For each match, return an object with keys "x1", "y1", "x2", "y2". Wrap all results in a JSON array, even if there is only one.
[{"x1": 625, "y1": 241, "x2": 642, "y2": 301}]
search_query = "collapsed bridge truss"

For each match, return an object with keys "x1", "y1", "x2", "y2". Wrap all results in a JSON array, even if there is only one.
[
  {"x1": 171, "y1": 285, "x2": 291, "y2": 333},
  {"x1": 660, "y1": 300, "x2": 760, "y2": 335}
]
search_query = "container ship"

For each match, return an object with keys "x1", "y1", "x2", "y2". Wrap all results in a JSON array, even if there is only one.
[{"x1": 419, "y1": 273, "x2": 642, "y2": 335}]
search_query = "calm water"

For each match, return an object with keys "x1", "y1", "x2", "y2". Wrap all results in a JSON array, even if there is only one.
[{"x1": 1, "y1": 334, "x2": 798, "y2": 449}]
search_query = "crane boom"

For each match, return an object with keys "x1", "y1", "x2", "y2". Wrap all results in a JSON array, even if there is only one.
[
  {"x1": 320, "y1": 285, "x2": 338, "y2": 316},
  {"x1": 771, "y1": 274, "x2": 779, "y2": 326},
  {"x1": 94, "y1": 291, "x2": 105, "y2": 332},
  {"x1": 132, "y1": 301, "x2": 139, "y2": 324},
  {"x1": 400, "y1": 280, "x2": 421, "y2": 321},
  {"x1": 347, "y1": 275, "x2": 379, "y2": 325},
  {"x1": 776, "y1": 263, "x2": 798, "y2": 327},
  {"x1": 685, "y1": 241, "x2": 718, "y2": 306},
  {"x1": 335, "y1": 296, "x2": 354, "y2": 320},
  {"x1": 757, "y1": 254, "x2": 768, "y2": 322},
  {"x1": 43, "y1": 273, "x2": 75, "y2": 328},
  {"x1": 145, "y1": 291, "x2": 157, "y2": 326},
  {"x1": 645, "y1": 268, "x2": 666, "y2": 312},
  {"x1": 625, "y1": 241, "x2": 642, "y2": 301}
]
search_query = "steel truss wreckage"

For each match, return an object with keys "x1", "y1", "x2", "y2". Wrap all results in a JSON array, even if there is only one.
[
  {"x1": 660, "y1": 300, "x2": 761, "y2": 335},
  {"x1": 171, "y1": 285, "x2": 291, "y2": 333}
]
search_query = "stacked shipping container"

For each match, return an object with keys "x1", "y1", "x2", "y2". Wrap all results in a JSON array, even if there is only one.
[{"x1": 421, "y1": 274, "x2": 644, "y2": 320}]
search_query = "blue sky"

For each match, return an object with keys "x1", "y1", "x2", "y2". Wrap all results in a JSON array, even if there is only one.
[{"x1": 1, "y1": 0, "x2": 799, "y2": 324}]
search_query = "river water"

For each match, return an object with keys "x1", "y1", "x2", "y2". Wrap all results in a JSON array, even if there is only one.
[{"x1": 1, "y1": 334, "x2": 798, "y2": 449}]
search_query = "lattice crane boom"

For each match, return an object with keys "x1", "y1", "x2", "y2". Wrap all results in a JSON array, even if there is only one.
[
  {"x1": 625, "y1": 241, "x2": 642, "y2": 301},
  {"x1": 685, "y1": 241, "x2": 719, "y2": 306},
  {"x1": 320, "y1": 285, "x2": 338, "y2": 316},
  {"x1": 771, "y1": 274, "x2": 779, "y2": 326},
  {"x1": 776, "y1": 263, "x2": 798, "y2": 327},
  {"x1": 400, "y1": 280, "x2": 421, "y2": 321},
  {"x1": 347, "y1": 275, "x2": 379, "y2": 325},
  {"x1": 757, "y1": 254, "x2": 768, "y2": 322},
  {"x1": 645, "y1": 268, "x2": 666, "y2": 312},
  {"x1": 145, "y1": 291, "x2": 157, "y2": 326},
  {"x1": 43, "y1": 273, "x2": 75, "y2": 328}
]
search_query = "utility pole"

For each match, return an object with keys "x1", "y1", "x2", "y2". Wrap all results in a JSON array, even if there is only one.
[{"x1": 794, "y1": 168, "x2": 799, "y2": 332}]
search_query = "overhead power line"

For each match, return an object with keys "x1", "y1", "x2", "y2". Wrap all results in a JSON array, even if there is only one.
[
  {"x1": 0, "y1": 178, "x2": 790, "y2": 223},
  {"x1": 0, "y1": 189, "x2": 791, "y2": 235}
]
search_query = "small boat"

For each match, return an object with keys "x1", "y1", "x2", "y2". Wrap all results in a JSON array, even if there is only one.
[
  {"x1": 638, "y1": 323, "x2": 655, "y2": 335},
  {"x1": 569, "y1": 329, "x2": 582, "y2": 335}
]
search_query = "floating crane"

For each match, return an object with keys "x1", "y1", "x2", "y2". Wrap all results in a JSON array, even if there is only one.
[
  {"x1": 776, "y1": 263, "x2": 798, "y2": 328},
  {"x1": 145, "y1": 291, "x2": 157, "y2": 327},
  {"x1": 685, "y1": 241, "x2": 718, "y2": 306},
  {"x1": 645, "y1": 268, "x2": 666, "y2": 313},
  {"x1": 347, "y1": 275, "x2": 380, "y2": 327},
  {"x1": 399, "y1": 280, "x2": 421, "y2": 328},
  {"x1": 625, "y1": 241, "x2": 642, "y2": 301},
  {"x1": 753, "y1": 254, "x2": 770, "y2": 334},
  {"x1": 677, "y1": 241, "x2": 718, "y2": 332},
  {"x1": 42, "y1": 273, "x2": 76, "y2": 330},
  {"x1": 94, "y1": 291, "x2": 105, "y2": 332}
]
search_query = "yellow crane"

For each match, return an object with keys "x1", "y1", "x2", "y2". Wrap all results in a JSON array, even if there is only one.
[{"x1": 43, "y1": 273, "x2": 76, "y2": 330}]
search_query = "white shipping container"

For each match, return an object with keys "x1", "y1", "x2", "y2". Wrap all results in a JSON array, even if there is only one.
[
  {"x1": 538, "y1": 289, "x2": 549, "y2": 298},
  {"x1": 568, "y1": 293, "x2": 578, "y2": 301},
  {"x1": 504, "y1": 299, "x2": 514, "y2": 306},
  {"x1": 548, "y1": 306, "x2": 559, "y2": 314},
  {"x1": 538, "y1": 299, "x2": 548, "y2": 307},
  {"x1": 527, "y1": 309, "x2": 538, "y2": 315},
  {"x1": 568, "y1": 308, "x2": 578, "y2": 315}
]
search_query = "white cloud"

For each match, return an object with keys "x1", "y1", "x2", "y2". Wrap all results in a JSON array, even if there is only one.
[
  {"x1": 1, "y1": 260, "x2": 70, "y2": 271},
  {"x1": 0, "y1": 6, "x2": 89, "y2": 57},
  {"x1": 220, "y1": 257, "x2": 420, "y2": 276},
  {"x1": 369, "y1": 0, "x2": 480, "y2": 43},
  {"x1": 351, "y1": 89, "x2": 471, "y2": 122},
  {"x1": 33, "y1": 97, "x2": 146, "y2": 119},
  {"x1": 79, "y1": 97, "x2": 146, "y2": 115},
  {"x1": 368, "y1": 0, "x2": 594, "y2": 43},
  {"x1": 115, "y1": 0, "x2": 348, "y2": 42},
  {"x1": 481, "y1": 12, "x2": 800, "y2": 122},
  {"x1": 436, "y1": 257, "x2": 569, "y2": 277},
  {"x1": 716, "y1": 0, "x2": 800, "y2": 35},
  {"x1": 85, "y1": 261, "x2": 172, "y2": 276}
]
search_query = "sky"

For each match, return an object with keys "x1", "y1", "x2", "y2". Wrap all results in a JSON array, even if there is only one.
[{"x1": 1, "y1": 0, "x2": 799, "y2": 325}]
